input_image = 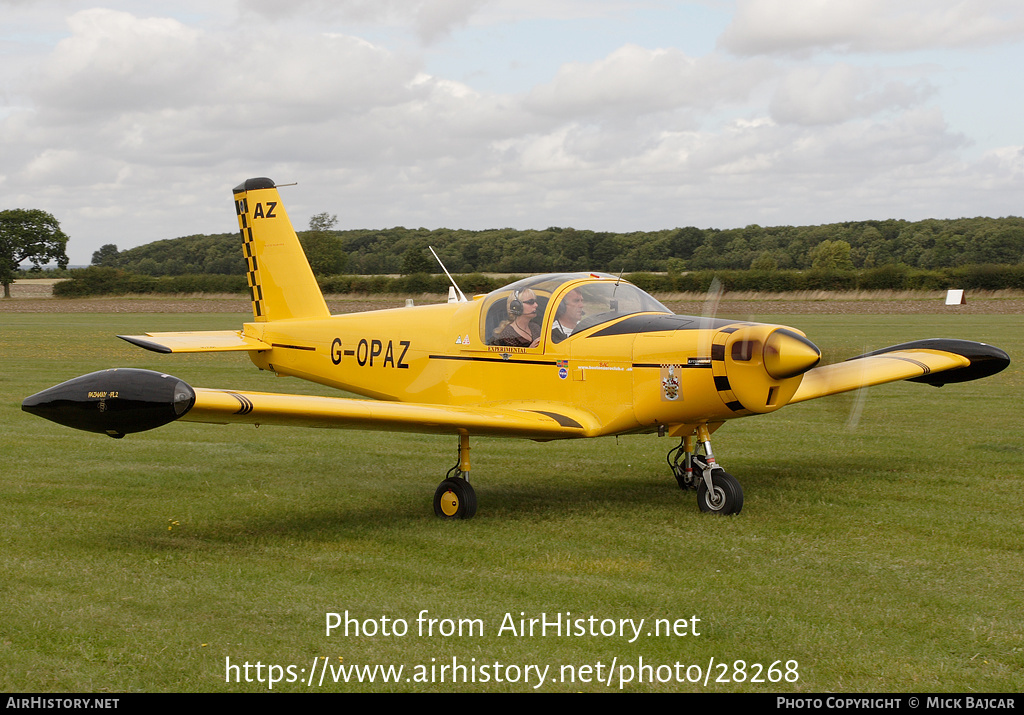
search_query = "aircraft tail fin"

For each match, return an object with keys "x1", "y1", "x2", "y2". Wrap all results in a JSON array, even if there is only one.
[{"x1": 233, "y1": 178, "x2": 330, "y2": 322}]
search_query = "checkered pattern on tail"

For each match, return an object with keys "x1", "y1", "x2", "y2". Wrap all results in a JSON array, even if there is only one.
[{"x1": 235, "y1": 196, "x2": 265, "y2": 319}]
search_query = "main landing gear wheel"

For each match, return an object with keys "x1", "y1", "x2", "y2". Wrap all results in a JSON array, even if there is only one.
[
  {"x1": 433, "y1": 477, "x2": 477, "y2": 520},
  {"x1": 696, "y1": 470, "x2": 744, "y2": 515}
]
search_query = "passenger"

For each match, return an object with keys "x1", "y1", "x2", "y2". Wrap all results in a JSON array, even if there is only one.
[
  {"x1": 551, "y1": 289, "x2": 584, "y2": 343},
  {"x1": 492, "y1": 289, "x2": 541, "y2": 348}
]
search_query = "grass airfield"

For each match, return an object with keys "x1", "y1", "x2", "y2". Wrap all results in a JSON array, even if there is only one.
[{"x1": 1, "y1": 308, "x2": 1022, "y2": 692}]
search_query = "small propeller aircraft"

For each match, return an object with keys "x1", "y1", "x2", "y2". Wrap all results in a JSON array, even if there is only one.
[{"x1": 23, "y1": 178, "x2": 1010, "y2": 518}]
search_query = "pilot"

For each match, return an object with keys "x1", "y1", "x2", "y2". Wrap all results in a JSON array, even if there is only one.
[
  {"x1": 551, "y1": 289, "x2": 584, "y2": 343},
  {"x1": 492, "y1": 289, "x2": 541, "y2": 348}
]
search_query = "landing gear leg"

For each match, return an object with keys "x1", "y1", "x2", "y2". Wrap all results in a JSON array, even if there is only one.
[
  {"x1": 693, "y1": 425, "x2": 743, "y2": 515},
  {"x1": 668, "y1": 434, "x2": 699, "y2": 490},
  {"x1": 433, "y1": 432, "x2": 477, "y2": 519}
]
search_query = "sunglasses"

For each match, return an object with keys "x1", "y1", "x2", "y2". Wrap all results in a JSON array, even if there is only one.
[{"x1": 522, "y1": 299, "x2": 537, "y2": 305}]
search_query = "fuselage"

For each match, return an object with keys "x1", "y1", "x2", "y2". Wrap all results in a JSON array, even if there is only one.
[{"x1": 245, "y1": 275, "x2": 819, "y2": 439}]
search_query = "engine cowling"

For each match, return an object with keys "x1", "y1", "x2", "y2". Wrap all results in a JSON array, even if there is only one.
[{"x1": 710, "y1": 325, "x2": 821, "y2": 415}]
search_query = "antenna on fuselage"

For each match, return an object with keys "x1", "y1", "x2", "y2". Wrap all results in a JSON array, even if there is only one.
[
  {"x1": 429, "y1": 246, "x2": 467, "y2": 303},
  {"x1": 610, "y1": 268, "x2": 624, "y2": 312}
]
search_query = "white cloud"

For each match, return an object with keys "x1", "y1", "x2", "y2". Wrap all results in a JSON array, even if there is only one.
[
  {"x1": 34, "y1": 10, "x2": 205, "y2": 114},
  {"x1": 525, "y1": 44, "x2": 773, "y2": 119},
  {"x1": 720, "y1": 0, "x2": 1024, "y2": 55},
  {"x1": 10, "y1": 8, "x2": 429, "y2": 179},
  {"x1": 243, "y1": 0, "x2": 490, "y2": 43},
  {"x1": 415, "y1": 0, "x2": 490, "y2": 43},
  {"x1": 985, "y1": 145, "x2": 1024, "y2": 180},
  {"x1": 32, "y1": 9, "x2": 417, "y2": 119},
  {"x1": 769, "y1": 64, "x2": 934, "y2": 125}
]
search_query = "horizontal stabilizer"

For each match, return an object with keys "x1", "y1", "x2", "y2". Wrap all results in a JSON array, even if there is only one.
[
  {"x1": 119, "y1": 331, "x2": 272, "y2": 354},
  {"x1": 789, "y1": 338, "x2": 1009, "y2": 404}
]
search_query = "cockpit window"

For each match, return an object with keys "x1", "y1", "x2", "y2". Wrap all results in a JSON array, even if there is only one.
[
  {"x1": 479, "y1": 273, "x2": 672, "y2": 346},
  {"x1": 565, "y1": 282, "x2": 672, "y2": 334}
]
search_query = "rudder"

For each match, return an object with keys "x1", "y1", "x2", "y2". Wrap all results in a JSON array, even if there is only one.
[{"x1": 233, "y1": 178, "x2": 330, "y2": 322}]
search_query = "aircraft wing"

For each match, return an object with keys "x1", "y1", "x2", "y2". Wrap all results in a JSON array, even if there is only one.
[
  {"x1": 118, "y1": 331, "x2": 272, "y2": 354},
  {"x1": 183, "y1": 389, "x2": 600, "y2": 439},
  {"x1": 22, "y1": 368, "x2": 602, "y2": 440},
  {"x1": 789, "y1": 338, "x2": 1009, "y2": 404}
]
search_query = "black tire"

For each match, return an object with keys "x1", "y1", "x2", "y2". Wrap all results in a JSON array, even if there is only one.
[
  {"x1": 696, "y1": 470, "x2": 743, "y2": 515},
  {"x1": 433, "y1": 477, "x2": 478, "y2": 520}
]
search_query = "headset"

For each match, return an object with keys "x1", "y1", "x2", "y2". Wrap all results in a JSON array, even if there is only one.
[{"x1": 508, "y1": 290, "x2": 523, "y2": 317}]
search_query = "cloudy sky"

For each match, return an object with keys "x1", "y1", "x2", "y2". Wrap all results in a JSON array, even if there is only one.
[{"x1": 3, "y1": 0, "x2": 1023, "y2": 265}]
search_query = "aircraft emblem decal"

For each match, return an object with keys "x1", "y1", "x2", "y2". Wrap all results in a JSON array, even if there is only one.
[{"x1": 661, "y1": 365, "x2": 681, "y2": 401}]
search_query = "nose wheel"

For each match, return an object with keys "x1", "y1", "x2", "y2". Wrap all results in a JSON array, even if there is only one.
[
  {"x1": 666, "y1": 426, "x2": 744, "y2": 515},
  {"x1": 696, "y1": 470, "x2": 743, "y2": 514}
]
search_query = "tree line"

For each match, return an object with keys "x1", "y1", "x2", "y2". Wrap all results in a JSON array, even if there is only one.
[
  {"x1": 8, "y1": 209, "x2": 1024, "y2": 297},
  {"x1": 51, "y1": 262, "x2": 1024, "y2": 298},
  {"x1": 87, "y1": 215, "x2": 1024, "y2": 278}
]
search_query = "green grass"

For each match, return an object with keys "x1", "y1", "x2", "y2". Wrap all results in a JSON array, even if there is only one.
[{"x1": 1, "y1": 311, "x2": 1022, "y2": 692}]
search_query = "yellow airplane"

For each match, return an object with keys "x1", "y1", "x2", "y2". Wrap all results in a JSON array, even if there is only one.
[{"x1": 23, "y1": 178, "x2": 1010, "y2": 518}]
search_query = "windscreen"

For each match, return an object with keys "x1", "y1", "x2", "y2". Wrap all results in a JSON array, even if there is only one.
[
  {"x1": 480, "y1": 274, "x2": 672, "y2": 346},
  {"x1": 563, "y1": 282, "x2": 672, "y2": 334}
]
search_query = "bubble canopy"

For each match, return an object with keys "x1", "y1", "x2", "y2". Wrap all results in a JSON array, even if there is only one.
[{"x1": 479, "y1": 273, "x2": 673, "y2": 345}]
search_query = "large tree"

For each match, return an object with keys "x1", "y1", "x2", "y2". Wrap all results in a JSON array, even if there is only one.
[
  {"x1": 809, "y1": 239, "x2": 854, "y2": 271},
  {"x1": 299, "y1": 212, "x2": 347, "y2": 276},
  {"x1": 91, "y1": 243, "x2": 120, "y2": 267},
  {"x1": 0, "y1": 209, "x2": 69, "y2": 298}
]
